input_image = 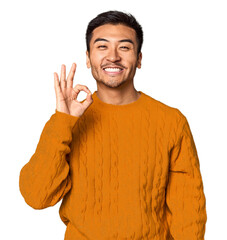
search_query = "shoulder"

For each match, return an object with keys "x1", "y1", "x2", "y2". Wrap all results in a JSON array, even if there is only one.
[
  {"x1": 142, "y1": 92, "x2": 187, "y2": 143},
  {"x1": 142, "y1": 92, "x2": 186, "y2": 121}
]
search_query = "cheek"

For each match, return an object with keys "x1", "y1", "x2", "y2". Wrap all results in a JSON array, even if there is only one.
[
  {"x1": 89, "y1": 57, "x2": 99, "y2": 69},
  {"x1": 128, "y1": 59, "x2": 138, "y2": 70},
  {"x1": 90, "y1": 51, "x2": 105, "y2": 63}
]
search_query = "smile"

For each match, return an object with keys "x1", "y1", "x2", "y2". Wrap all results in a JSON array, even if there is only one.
[
  {"x1": 103, "y1": 67, "x2": 124, "y2": 74},
  {"x1": 104, "y1": 67, "x2": 122, "y2": 72}
]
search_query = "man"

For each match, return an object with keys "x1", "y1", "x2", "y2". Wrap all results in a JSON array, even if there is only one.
[{"x1": 19, "y1": 10, "x2": 207, "y2": 240}]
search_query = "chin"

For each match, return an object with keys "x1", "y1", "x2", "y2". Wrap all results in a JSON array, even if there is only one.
[
  {"x1": 94, "y1": 77, "x2": 119, "y2": 87},
  {"x1": 103, "y1": 79, "x2": 127, "y2": 89}
]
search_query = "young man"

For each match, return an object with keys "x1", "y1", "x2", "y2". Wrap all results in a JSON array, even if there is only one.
[{"x1": 19, "y1": 11, "x2": 207, "y2": 240}]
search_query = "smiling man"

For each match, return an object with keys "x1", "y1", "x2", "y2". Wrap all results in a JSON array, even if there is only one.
[
  {"x1": 86, "y1": 23, "x2": 142, "y2": 95},
  {"x1": 86, "y1": 17, "x2": 142, "y2": 104},
  {"x1": 19, "y1": 11, "x2": 207, "y2": 240}
]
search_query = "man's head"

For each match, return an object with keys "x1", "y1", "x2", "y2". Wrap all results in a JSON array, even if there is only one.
[
  {"x1": 86, "y1": 10, "x2": 143, "y2": 57},
  {"x1": 85, "y1": 11, "x2": 143, "y2": 89}
]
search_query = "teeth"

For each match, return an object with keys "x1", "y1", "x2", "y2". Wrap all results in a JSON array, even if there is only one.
[{"x1": 104, "y1": 68, "x2": 122, "y2": 72}]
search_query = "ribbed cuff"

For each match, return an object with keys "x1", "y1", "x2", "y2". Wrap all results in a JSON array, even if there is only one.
[
  {"x1": 40, "y1": 109, "x2": 80, "y2": 143},
  {"x1": 54, "y1": 109, "x2": 80, "y2": 128}
]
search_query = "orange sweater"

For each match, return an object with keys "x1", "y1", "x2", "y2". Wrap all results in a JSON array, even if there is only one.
[{"x1": 19, "y1": 91, "x2": 207, "y2": 239}]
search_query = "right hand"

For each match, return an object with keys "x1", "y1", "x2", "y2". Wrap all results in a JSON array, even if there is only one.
[{"x1": 54, "y1": 63, "x2": 93, "y2": 117}]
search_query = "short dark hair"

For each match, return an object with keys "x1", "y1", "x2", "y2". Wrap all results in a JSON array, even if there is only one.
[{"x1": 86, "y1": 10, "x2": 143, "y2": 56}]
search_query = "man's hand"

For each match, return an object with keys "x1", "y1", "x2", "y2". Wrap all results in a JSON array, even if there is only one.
[{"x1": 54, "y1": 63, "x2": 93, "y2": 117}]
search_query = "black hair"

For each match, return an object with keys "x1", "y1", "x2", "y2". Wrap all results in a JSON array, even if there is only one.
[{"x1": 86, "y1": 10, "x2": 143, "y2": 56}]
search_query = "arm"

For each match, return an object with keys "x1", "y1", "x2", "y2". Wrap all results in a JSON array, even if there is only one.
[
  {"x1": 19, "y1": 109, "x2": 79, "y2": 209},
  {"x1": 165, "y1": 113, "x2": 207, "y2": 239}
]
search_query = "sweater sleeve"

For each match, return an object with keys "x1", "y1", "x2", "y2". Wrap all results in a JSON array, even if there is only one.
[
  {"x1": 19, "y1": 109, "x2": 80, "y2": 210},
  {"x1": 165, "y1": 114, "x2": 207, "y2": 239}
]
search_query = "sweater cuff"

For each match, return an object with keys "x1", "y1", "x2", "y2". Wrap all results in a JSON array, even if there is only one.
[
  {"x1": 54, "y1": 109, "x2": 80, "y2": 127},
  {"x1": 42, "y1": 109, "x2": 80, "y2": 143}
]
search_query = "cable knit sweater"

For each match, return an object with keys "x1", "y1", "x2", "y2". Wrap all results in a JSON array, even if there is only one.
[{"x1": 19, "y1": 90, "x2": 207, "y2": 240}]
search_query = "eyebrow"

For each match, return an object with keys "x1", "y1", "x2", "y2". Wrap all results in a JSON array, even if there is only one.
[{"x1": 93, "y1": 38, "x2": 134, "y2": 45}]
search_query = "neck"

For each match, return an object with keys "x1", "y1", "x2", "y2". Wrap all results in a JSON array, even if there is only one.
[{"x1": 96, "y1": 85, "x2": 141, "y2": 105}]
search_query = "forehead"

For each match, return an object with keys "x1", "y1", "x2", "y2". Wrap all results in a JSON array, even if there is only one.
[{"x1": 91, "y1": 24, "x2": 137, "y2": 42}]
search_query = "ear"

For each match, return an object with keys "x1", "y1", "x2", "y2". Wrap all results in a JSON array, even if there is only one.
[
  {"x1": 137, "y1": 52, "x2": 142, "y2": 69},
  {"x1": 86, "y1": 51, "x2": 91, "y2": 68}
]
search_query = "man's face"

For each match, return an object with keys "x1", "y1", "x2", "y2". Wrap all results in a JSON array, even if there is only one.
[{"x1": 86, "y1": 24, "x2": 142, "y2": 88}]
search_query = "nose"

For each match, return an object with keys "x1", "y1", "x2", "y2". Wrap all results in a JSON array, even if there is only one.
[{"x1": 106, "y1": 48, "x2": 121, "y2": 62}]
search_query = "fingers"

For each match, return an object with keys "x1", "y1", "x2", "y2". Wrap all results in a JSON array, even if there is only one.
[
  {"x1": 54, "y1": 64, "x2": 92, "y2": 108},
  {"x1": 82, "y1": 89, "x2": 93, "y2": 108},
  {"x1": 72, "y1": 84, "x2": 92, "y2": 100},
  {"x1": 66, "y1": 63, "x2": 77, "y2": 89},
  {"x1": 60, "y1": 64, "x2": 66, "y2": 90},
  {"x1": 54, "y1": 72, "x2": 64, "y2": 100}
]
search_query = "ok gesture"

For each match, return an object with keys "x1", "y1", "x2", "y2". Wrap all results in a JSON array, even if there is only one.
[{"x1": 54, "y1": 63, "x2": 93, "y2": 117}]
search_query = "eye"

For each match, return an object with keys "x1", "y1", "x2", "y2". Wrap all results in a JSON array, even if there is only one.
[
  {"x1": 120, "y1": 46, "x2": 130, "y2": 50},
  {"x1": 98, "y1": 45, "x2": 107, "y2": 49}
]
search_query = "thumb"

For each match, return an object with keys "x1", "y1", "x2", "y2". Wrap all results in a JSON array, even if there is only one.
[{"x1": 81, "y1": 92, "x2": 93, "y2": 108}]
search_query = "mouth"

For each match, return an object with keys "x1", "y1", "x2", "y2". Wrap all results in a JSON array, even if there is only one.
[{"x1": 102, "y1": 66, "x2": 124, "y2": 75}]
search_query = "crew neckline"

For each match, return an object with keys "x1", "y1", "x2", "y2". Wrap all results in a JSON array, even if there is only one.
[{"x1": 92, "y1": 90, "x2": 145, "y2": 110}]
